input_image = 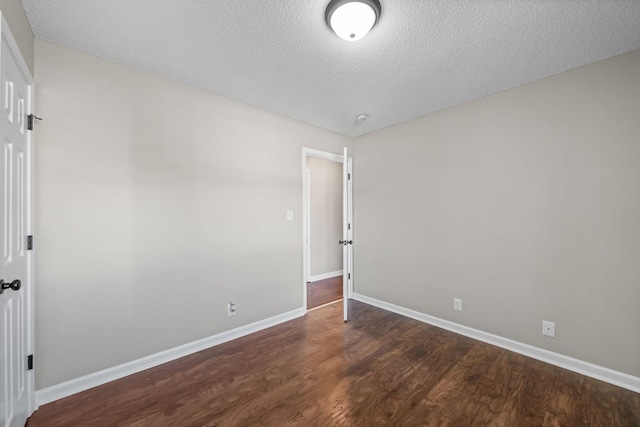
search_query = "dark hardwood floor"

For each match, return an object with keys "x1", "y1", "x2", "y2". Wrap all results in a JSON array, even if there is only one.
[
  {"x1": 307, "y1": 276, "x2": 343, "y2": 309},
  {"x1": 28, "y1": 300, "x2": 640, "y2": 426}
]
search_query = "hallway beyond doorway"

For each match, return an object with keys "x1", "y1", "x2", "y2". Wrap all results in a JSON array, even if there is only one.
[{"x1": 307, "y1": 276, "x2": 342, "y2": 310}]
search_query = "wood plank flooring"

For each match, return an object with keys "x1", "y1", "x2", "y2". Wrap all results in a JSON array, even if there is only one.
[
  {"x1": 307, "y1": 276, "x2": 343, "y2": 309},
  {"x1": 27, "y1": 300, "x2": 640, "y2": 426}
]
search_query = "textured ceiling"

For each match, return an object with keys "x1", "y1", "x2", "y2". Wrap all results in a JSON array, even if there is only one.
[{"x1": 22, "y1": 0, "x2": 640, "y2": 137}]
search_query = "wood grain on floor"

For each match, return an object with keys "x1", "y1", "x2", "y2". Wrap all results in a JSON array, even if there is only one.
[
  {"x1": 27, "y1": 300, "x2": 640, "y2": 426},
  {"x1": 307, "y1": 275, "x2": 342, "y2": 309}
]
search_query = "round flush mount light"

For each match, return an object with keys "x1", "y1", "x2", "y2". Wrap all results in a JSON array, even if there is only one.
[
  {"x1": 356, "y1": 114, "x2": 368, "y2": 122},
  {"x1": 325, "y1": 0, "x2": 381, "y2": 41}
]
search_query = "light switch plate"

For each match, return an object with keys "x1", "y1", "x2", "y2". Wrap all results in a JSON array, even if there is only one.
[{"x1": 286, "y1": 210, "x2": 293, "y2": 221}]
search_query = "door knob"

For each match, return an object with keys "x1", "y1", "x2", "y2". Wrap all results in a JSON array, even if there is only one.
[{"x1": 0, "y1": 279, "x2": 21, "y2": 294}]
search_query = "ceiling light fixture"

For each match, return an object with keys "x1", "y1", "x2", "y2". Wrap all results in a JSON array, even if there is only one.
[{"x1": 325, "y1": 0, "x2": 381, "y2": 41}]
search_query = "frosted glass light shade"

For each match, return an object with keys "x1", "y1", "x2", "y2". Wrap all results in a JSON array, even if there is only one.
[{"x1": 326, "y1": 0, "x2": 381, "y2": 41}]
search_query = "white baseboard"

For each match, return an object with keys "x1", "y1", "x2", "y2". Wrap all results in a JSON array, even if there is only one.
[
  {"x1": 309, "y1": 270, "x2": 342, "y2": 282},
  {"x1": 35, "y1": 307, "x2": 305, "y2": 406},
  {"x1": 35, "y1": 295, "x2": 640, "y2": 406},
  {"x1": 353, "y1": 293, "x2": 640, "y2": 394}
]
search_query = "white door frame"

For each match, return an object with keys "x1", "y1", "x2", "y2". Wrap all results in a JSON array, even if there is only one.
[
  {"x1": 304, "y1": 168, "x2": 311, "y2": 283},
  {"x1": 0, "y1": 12, "x2": 36, "y2": 417},
  {"x1": 301, "y1": 147, "x2": 352, "y2": 312}
]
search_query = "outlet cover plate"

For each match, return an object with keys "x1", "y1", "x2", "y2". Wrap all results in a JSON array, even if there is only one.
[
  {"x1": 228, "y1": 301, "x2": 237, "y2": 317},
  {"x1": 542, "y1": 320, "x2": 555, "y2": 337},
  {"x1": 453, "y1": 298, "x2": 462, "y2": 311}
]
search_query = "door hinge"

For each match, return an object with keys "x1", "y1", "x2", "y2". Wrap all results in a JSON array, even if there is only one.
[
  {"x1": 27, "y1": 355, "x2": 33, "y2": 370},
  {"x1": 348, "y1": 273, "x2": 351, "y2": 280},
  {"x1": 348, "y1": 173, "x2": 351, "y2": 180},
  {"x1": 27, "y1": 235, "x2": 33, "y2": 250},
  {"x1": 27, "y1": 114, "x2": 43, "y2": 131},
  {"x1": 348, "y1": 223, "x2": 351, "y2": 230}
]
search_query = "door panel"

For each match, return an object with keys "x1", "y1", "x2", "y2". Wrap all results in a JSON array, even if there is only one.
[
  {"x1": 342, "y1": 147, "x2": 350, "y2": 322},
  {"x1": 1, "y1": 37, "x2": 30, "y2": 427},
  {"x1": 346, "y1": 158, "x2": 353, "y2": 300}
]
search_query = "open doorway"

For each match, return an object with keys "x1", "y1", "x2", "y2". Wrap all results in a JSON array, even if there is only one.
[
  {"x1": 302, "y1": 148, "x2": 352, "y2": 314},
  {"x1": 306, "y1": 155, "x2": 343, "y2": 309},
  {"x1": 306, "y1": 156, "x2": 343, "y2": 310}
]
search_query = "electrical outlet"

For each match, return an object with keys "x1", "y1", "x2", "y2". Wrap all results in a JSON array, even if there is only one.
[
  {"x1": 542, "y1": 320, "x2": 555, "y2": 337},
  {"x1": 228, "y1": 301, "x2": 237, "y2": 317},
  {"x1": 453, "y1": 298, "x2": 462, "y2": 311}
]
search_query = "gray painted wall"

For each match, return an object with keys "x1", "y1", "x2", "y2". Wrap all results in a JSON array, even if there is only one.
[
  {"x1": 353, "y1": 49, "x2": 640, "y2": 377},
  {"x1": 0, "y1": 0, "x2": 34, "y2": 74},
  {"x1": 307, "y1": 156, "x2": 342, "y2": 277},
  {"x1": 34, "y1": 40, "x2": 351, "y2": 389}
]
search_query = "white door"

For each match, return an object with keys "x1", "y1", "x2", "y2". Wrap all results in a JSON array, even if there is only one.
[
  {"x1": 342, "y1": 147, "x2": 352, "y2": 322},
  {"x1": 0, "y1": 28, "x2": 32, "y2": 427}
]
